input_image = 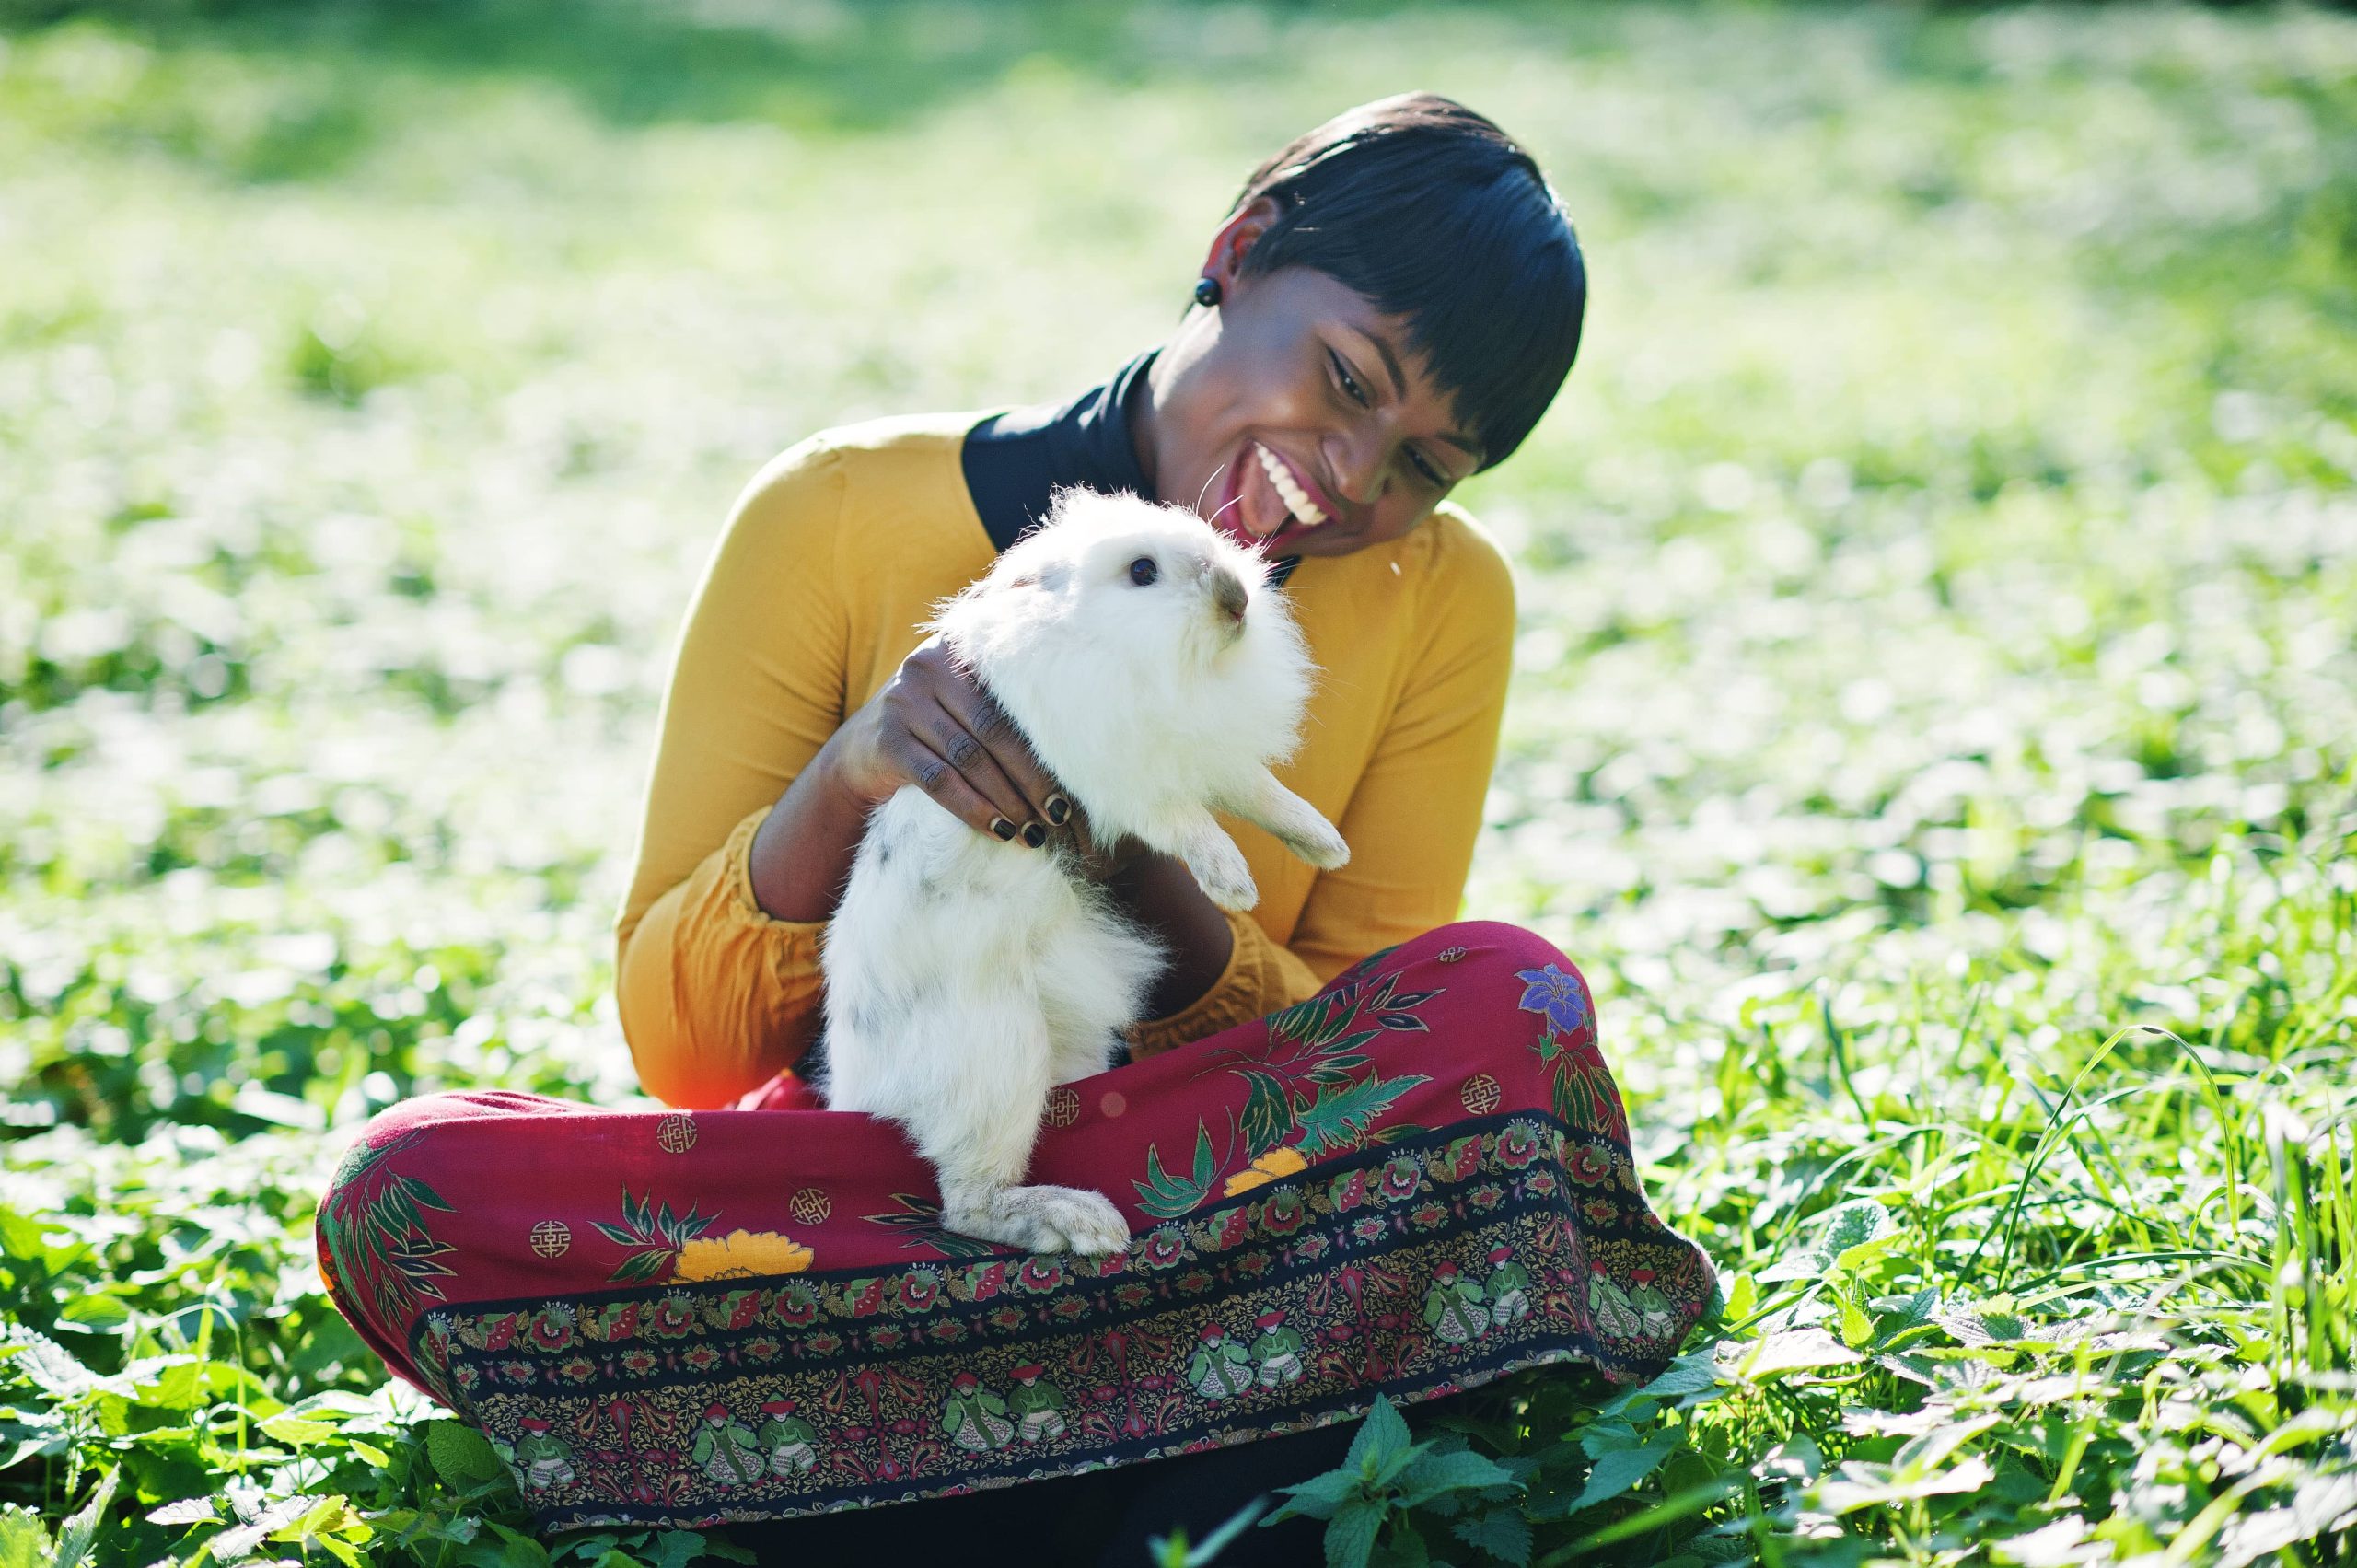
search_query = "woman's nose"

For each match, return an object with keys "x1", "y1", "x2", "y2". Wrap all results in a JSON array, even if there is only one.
[{"x1": 1324, "y1": 427, "x2": 1387, "y2": 509}]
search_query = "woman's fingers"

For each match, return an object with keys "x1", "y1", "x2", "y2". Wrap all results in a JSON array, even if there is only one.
[
  {"x1": 886, "y1": 638, "x2": 1070, "y2": 846},
  {"x1": 957, "y1": 691, "x2": 1066, "y2": 826},
  {"x1": 916, "y1": 702, "x2": 1048, "y2": 845},
  {"x1": 911, "y1": 646, "x2": 1064, "y2": 824},
  {"x1": 889, "y1": 729, "x2": 1027, "y2": 843}
]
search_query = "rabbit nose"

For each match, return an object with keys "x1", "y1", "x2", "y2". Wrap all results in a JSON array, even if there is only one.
[{"x1": 1209, "y1": 566, "x2": 1248, "y2": 623}]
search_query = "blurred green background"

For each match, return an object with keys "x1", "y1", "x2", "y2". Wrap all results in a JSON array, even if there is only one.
[{"x1": 2, "y1": 3, "x2": 2353, "y2": 1564}]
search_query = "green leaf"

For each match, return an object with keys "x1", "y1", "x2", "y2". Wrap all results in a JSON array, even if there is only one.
[
  {"x1": 1274, "y1": 1469, "x2": 1364, "y2": 1521},
  {"x1": 1452, "y1": 1508, "x2": 1534, "y2": 1567},
  {"x1": 1347, "y1": 1394, "x2": 1414, "y2": 1477},
  {"x1": 646, "y1": 1530, "x2": 710, "y2": 1568},
  {"x1": 1736, "y1": 1328, "x2": 1864, "y2": 1381},
  {"x1": 1838, "y1": 1287, "x2": 1875, "y2": 1348},
  {"x1": 1761, "y1": 1198, "x2": 1901, "y2": 1282},
  {"x1": 546, "y1": 1531, "x2": 621, "y2": 1563},
  {"x1": 1324, "y1": 1501, "x2": 1384, "y2": 1568},
  {"x1": 426, "y1": 1419, "x2": 506, "y2": 1487},
  {"x1": 273, "y1": 1494, "x2": 366, "y2": 1543},
  {"x1": 2, "y1": 1327, "x2": 95, "y2": 1398},
  {"x1": 1397, "y1": 1448, "x2": 1515, "y2": 1506},
  {"x1": 146, "y1": 1497, "x2": 221, "y2": 1527},
  {"x1": 55, "y1": 1295, "x2": 132, "y2": 1331},
  {"x1": 0, "y1": 1506, "x2": 52, "y2": 1568},
  {"x1": 213, "y1": 1495, "x2": 314, "y2": 1561},
  {"x1": 1189, "y1": 1123, "x2": 1216, "y2": 1190},
  {"x1": 1295, "y1": 1074, "x2": 1428, "y2": 1156},
  {"x1": 1238, "y1": 1070, "x2": 1295, "y2": 1160},
  {"x1": 458, "y1": 1522, "x2": 554, "y2": 1568},
  {"x1": 1373, "y1": 1517, "x2": 1429, "y2": 1568},
  {"x1": 52, "y1": 1467, "x2": 119, "y2": 1568},
  {"x1": 261, "y1": 1412, "x2": 339, "y2": 1447},
  {"x1": 1267, "y1": 993, "x2": 1330, "y2": 1044},
  {"x1": 1812, "y1": 1454, "x2": 1997, "y2": 1514},
  {"x1": 1567, "y1": 1435, "x2": 1675, "y2": 1515},
  {"x1": 0, "y1": 1207, "x2": 89, "y2": 1274},
  {"x1": 1133, "y1": 1125, "x2": 1221, "y2": 1219},
  {"x1": 100, "y1": 1353, "x2": 206, "y2": 1411},
  {"x1": 611, "y1": 1250, "x2": 672, "y2": 1284},
  {"x1": 1317, "y1": 1029, "x2": 1382, "y2": 1063},
  {"x1": 1867, "y1": 1288, "x2": 1943, "y2": 1348},
  {"x1": 1579, "y1": 1417, "x2": 1642, "y2": 1459},
  {"x1": 1602, "y1": 1347, "x2": 1726, "y2": 1415}
]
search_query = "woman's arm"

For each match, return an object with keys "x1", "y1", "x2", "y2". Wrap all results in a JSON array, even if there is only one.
[
  {"x1": 1103, "y1": 851, "x2": 1237, "y2": 1020},
  {"x1": 615, "y1": 439, "x2": 858, "y2": 1107}
]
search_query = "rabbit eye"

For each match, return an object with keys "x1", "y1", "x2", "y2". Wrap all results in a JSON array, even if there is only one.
[{"x1": 1128, "y1": 557, "x2": 1159, "y2": 587}]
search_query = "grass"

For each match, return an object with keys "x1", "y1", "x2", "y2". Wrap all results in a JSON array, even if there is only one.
[{"x1": 1, "y1": 1, "x2": 2353, "y2": 1563}]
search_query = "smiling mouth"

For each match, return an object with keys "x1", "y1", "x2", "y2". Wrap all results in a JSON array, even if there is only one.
[{"x1": 1248, "y1": 442, "x2": 1329, "y2": 536}]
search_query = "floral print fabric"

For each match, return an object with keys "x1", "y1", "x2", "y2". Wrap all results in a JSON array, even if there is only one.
[{"x1": 315, "y1": 922, "x2": 1713, "y2": 1531}]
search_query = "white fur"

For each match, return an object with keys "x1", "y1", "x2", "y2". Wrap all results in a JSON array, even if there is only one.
[{"x1": 819, "y1": 487, "x2": 1349, "y2": 1255}]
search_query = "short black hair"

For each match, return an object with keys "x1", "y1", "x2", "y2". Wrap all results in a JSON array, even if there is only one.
[{"x1": 1227, "y1": 92, "x2": 1585, "y2": 471}]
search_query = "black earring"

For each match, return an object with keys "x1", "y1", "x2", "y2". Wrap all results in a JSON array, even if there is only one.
[{"x1": 1192, "y1": 276, "x2": 1222, "y2": 308}]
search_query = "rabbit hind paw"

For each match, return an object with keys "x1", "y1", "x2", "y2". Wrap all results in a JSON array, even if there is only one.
[{"x1": 945, "y1": 1184, "x2": 1131, "y2": 1257}]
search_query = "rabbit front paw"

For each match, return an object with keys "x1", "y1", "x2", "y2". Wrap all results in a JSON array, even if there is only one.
[
  {"x1": 1281, "y1": 818, "x2": 1351, "y2": 871},
  {"x1": 946, "y1": 1185, "x2": 1131, "y2": 1256}
]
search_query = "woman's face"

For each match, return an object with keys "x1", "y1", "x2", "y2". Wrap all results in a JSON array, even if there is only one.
[{"x1": 1137, "y1": 199, "x2": 1485, "y2": 560}]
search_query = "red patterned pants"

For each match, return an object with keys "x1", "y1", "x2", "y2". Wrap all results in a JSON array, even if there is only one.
[{"x1": 316, "y1": 922, "x2": 1714, "y2": 1532}]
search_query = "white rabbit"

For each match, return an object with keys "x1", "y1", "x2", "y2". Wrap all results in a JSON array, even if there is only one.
[{"x1": 819, "y1": 486, "x2": 1349, "y2": 1256}]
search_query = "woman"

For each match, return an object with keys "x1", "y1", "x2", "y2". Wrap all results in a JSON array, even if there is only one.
[{"x1": 316, "y1": 93, "x2": 1713, "y2": 1559}]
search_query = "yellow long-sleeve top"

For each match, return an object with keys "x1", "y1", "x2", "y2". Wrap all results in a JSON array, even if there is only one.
[{"x1": 615, "y1": 412, "x2": 1515, "y2": 1109}]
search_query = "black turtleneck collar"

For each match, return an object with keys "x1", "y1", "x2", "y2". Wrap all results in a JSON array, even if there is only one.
[{"x1": 962, "y1": 350, "x2": 1300, "y2": 586}]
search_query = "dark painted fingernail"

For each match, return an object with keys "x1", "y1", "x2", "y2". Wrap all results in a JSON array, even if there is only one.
[
  {"x1": 1046, "y1": 795, "x2": 1072, "y2": 826},
  {"x1": 1021, "y1": 822, "x2": 1048, "y2": 849},
  {"x1": 990, "y1": 817, "x2": 1016, "y2": 841}
]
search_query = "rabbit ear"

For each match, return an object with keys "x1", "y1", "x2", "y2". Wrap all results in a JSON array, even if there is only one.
[{"x1": 995, "y1": 560, "x2": 1066, "y2": 592}]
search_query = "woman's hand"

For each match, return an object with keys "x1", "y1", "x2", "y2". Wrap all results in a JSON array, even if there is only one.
[{"x1": 830, "y1": 635, "x2": 1071, "y2": 847}]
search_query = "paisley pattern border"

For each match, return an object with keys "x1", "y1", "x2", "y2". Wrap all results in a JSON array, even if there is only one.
[{"x1": 417, "y1": 1112, "x2": 1710, "y2": 1530}]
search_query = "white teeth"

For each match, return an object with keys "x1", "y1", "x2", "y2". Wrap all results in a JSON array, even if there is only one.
[{"x1": 1253, "y1": 443, "x2": 1328, "y2": 528}]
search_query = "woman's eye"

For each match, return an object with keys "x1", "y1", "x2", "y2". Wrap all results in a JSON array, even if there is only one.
[
  {"x1": 1407, "y1": 447, "x2": 1447, "y2": 488},
  {"x1": 1329, "y1": 351, "x2": 1369, "y2": 409},
  {"x1": 1128, "y1": 557, "x2": 1159, "y2": 587}
]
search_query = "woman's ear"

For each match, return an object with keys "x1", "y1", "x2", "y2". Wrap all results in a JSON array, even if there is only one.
[{"x1": 1201, "y1": 194, "x2": 1284, "y2": 296}]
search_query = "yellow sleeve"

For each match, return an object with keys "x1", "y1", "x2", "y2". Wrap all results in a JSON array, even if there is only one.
[
  {"x1": 615, "y1": 439, "x2": 851, "y2": 1109},
  {"x1": 1287, "y1": 519, "x2": 1515, "y2": 982}
]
